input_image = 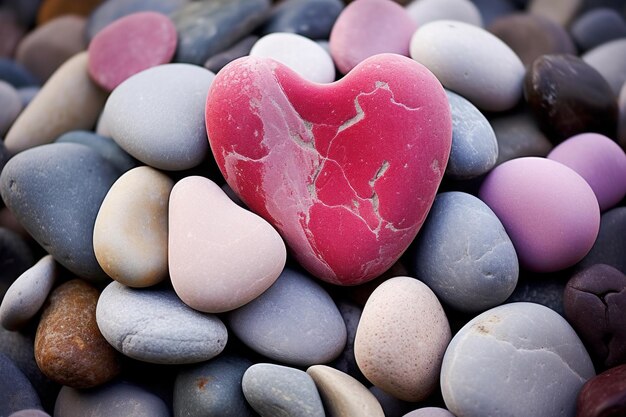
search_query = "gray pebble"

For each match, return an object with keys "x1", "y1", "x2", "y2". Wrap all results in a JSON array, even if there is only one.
[
  {"x1": 578, "y1": 206, "x2": 626, "y2": 274},
  {"x1": 571, "y1": 8, "x2": 626, "y2": 52},
  {"x1": 370, "y1": 386, "x2": 418, "y2": 417},
  {"x1": 229, "y1": 268, "x2": 347, "y2": 366},
  {"x1": 16, "y1": 86, "x2": 39, "y2": 107},
  {"x1": 0, "y1": 80, "x2": 22, "y2": 137},
  {"x1": 96, "y1": 281, "x2": 227, "y2": 364},
  {"x1": 490, "y1": 111, "x2": 553, "y2": 165},
  {"x1": 583, "y1": 38, "x2": 626, "y2": 96},
  {"x1": 56, "y1": 130, "x2": 138, "y2": 173},
  {"x1": 403, "y1": 408, "x2": 456, "y2": 417},
  {"x1": 261, "y1": 0, "x2": 344, "y2": 39},
  {"x1": 620, "y1": 83, "x2": 626, "y2": 148},
  {"x1": 445, "y1": 90, "x2": 498, "y2": 179},
  {"x1": 0, "y1": 227, "x2": 34, "y2": 301},
  {"x1": 505, "y1": 272, "x2": 566, "y2": 316},
  {"x1": 330, "y1": 300, "x2": 366, "y2": 383},
  {"x1": 173, "y1": 354, "x2": 255, "y2": 417},
  {"x1": 204, "y1": 35, "x2": 258, "y2": 73},
  {"x1": 0, "y1": 353, "x2": 42, "y2": 415},
  {"x1": 242, "y1": 363, "x2": 325, "y2": 417},
  {"x1": 9, "y1": 410, "x2": 51, "y2": 417},
  {"x1": 0, "y1": 58, "x2": 39, "y2": 88}
]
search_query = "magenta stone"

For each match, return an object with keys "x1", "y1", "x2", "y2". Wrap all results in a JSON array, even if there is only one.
[
  {"x1": 87, "y1": 12, "x2": 177, "y2": 92},
  {"x1": 479, "y1": 157, "x2": 600, "y2": 273},
  {"x1": 548, "y1": 133, "x2": 626, "y2": 211},
  {"x1": 329, "y1": 0, "x2": 417, "y2": 74},
  {"x1": 205, "y1": 54, "x2": 451, "y2": 285}
]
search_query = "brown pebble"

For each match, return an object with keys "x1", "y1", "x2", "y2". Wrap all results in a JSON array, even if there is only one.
[
  {"x1": 576, "y1": 364, "x2": 626, "y2": 417},
  {"x1": 37, "y1": 0, "x2": 104, "y2": 26},
  {"x1": 34, "y1": 279, "x2": 120, "y2": 389}
]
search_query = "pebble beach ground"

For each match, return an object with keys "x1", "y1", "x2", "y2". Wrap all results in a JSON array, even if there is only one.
[{"x1": 0, "y1": 0, "x2": 626, "y2": 416}]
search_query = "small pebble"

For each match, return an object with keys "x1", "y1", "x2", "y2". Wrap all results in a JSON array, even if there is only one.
[
  {"x1": 578, "y1": 206, "x2": 626, "y2": 274},
  {"x1": 582, "y1": 38, "x2": 626, "y2": 96},
  {"x1": 405, "y1": 0, "x2": 483, "y2": 27},
  {"x1": 55, "y1": 130, "x2": 138, "y2": 173},
  {"x1": 576, "y1": 364, "x2": 626, "y2": 417},
  {"x1": 261, "y1": 0, "x2": 344, "y2": 39},
  {"x1": 490, "y1": 111, "x2": 553, "y2": 165},
  {"x1": 0, "y1": 80, "x2": 22, "y2": 138},
  {"x1": 571, "y1": 8, "x2": 626, "y2": 52},
  {"x1": 0, "y1": 353, "x2": 42, "y2": 416}
]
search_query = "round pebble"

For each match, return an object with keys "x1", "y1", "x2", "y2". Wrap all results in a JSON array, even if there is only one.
[
  {"x1": 479, "y1": 157, "x2": 600, "y2": 272},
  {"x1": 578, "y1": 206, "x2": 626, "y2": 274},
  {"x1": 548, "y1": 133, "x2": 626, "y2": 211},
  {"x1": 169, "y1": 176, "x2": 286, "y2": 313},
  {"x1": 261, "y1": 0, "x2": 344, "y2": 40},
  {"x1": 410, "y1": 20, "x2": 525, "y2": 112},
  {"x1": 104, "y1": 63, "x2": 214, "y2": 170},
  {"x1": 229, "y1": 268, "x2": 347, "y2": 366},
  {"x1": 55, "y1": 130, "x2": 138, "y2": 173},
  {"x1": 88, "y1": 12, "x2": 177, "y2": 92},
  {"x1": 355, "y1": 276, "x2": 451, "y2": 401},
  {"x1": 242, "y1": 363, "x2": 325, "y2": 417},
  {"x1": 576, "y1": 364, "x2": 626, "y2": 417},
  {"x1": 408, "y1": 192, "x2": 518, "y2": 312},
  {"x1": 403, "y1": 408, "x2": 456, "y2": 417},
  {"x1": 571, "y1": 8, "x2": 626, "y2": 52},
  {"x1": 441, "y1": 302, "x2": 595, "y2": 417},
  {"x1": 490, "y1": 111, "x2": 553, "y2": 165},
  {"x1": 250, "y1": 33, "x2": 335, "y2": 83},
  {"x1": 330, "y1": 0, "x2": 417, "y2": 74},
  {"x1": 0, "y1": 353, "x2": 42, "y2": 416},
  {"x1": 0, "y1": 80, "x2": 22, "y2": 138},
  {"x1": 582, "y1": 38, "x2": 626, "y2": 96},
  {"x1": 96, "y1": 281, "x2": 228, "y2": 364}
]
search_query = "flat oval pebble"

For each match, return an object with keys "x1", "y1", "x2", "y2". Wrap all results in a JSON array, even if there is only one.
[
  {"x1": 583, "y1": 39, "x2": 626, "y2": 96},
  {"x1": 441, "y1": 302, "x2": 595, "y2": 417},
  {"x1": 564, "y1": 264, "x2": 626, "y2": 368},
  {"x1": 169, "y1": 176, "x2": 286, "y2": 313},
  {"x1": 15, "y1": 15, "x2": 87, "y2": 83},
  {"x1": 0, "y1": 255, "x2": 56, "y2": 331},
  {"x1": 171, "y1": 0, "x2": 270, "y2": 65},
  {"x1": 579, "y1": 207, "x2": 626, "y2": 274},
  {"x1": 411, "y1": 20, "x2": 525, "y2": 112},
  {"x1": 94, "y1": 166, "x2": 172, "y2": 288},
  {"x1": 525, "y1": 54, "x2": 618, "y2": 143},
  {"x1": 0, "y1": 353, "x2": 42, "y2": 415},
  {"x1": 96, "y1": 281, "x2": 227, "y2": 364},
  {"x1": 576, "y1": 364, "x2": 626, "y2": 417},
  {"x1": 528, "y1": 0, "x2": 581, "y2": 26},
  {"x1": 445, "y1": 90, "x2": 498, "y2": 179},
  {"x1": 307, "y1": 364, "x2": 384, "y2": 417},
  {"x1": 250, "y1": 33, "x2": 335, "y2": 83},
  {"x1": 490, "y1": 111, "x2": 553, "y2": 165},
  {"x1": 329, "y1": 0, "x2": 416, "y2": 74},
  {"x1": 0, "y1": 143, "x2": 119, "y2": 281},
  {"x1": 0, "y1": 80, "x2": 22, "y2": 138},
  {"x1": 403, "y1": 408, "x2": 456, "y2": 417},
  {"x1": 479, "y1": 157, "x2": 600, "y2": 272},
  {"x1": 104, "y1": 63, "x2": 214, "y2": 170},
  {"x1": 571, "y1": 8, "x2": 626, "y2": 52},
  {"x1": 229, "y1": 268, "x2": 346, "y2": 366},
  {"x1": 35, "y1": 279, "x2": 121, "y2": 389},
  {"x1": 261, "y1": 0, "x2": 343, "y2": 39},
  {"x1": 242, "y1": 363, "x2": 325, "y2": 417},
  {"x1": 406, "y1": 0, "x2": 482, "y2": 27},
  {"x1": 4, "y1": 52, "x2": 107, "y2": 154},
  {"x1": 355, "y1": 276, "x2": 451, "y2": 401},
  {"x1": 88, "y1": 12, "x2": 177, "y2": 92},
  {"x1": 408, "y1": 192, "x2": 518, "y2": 312},
  {"x1": 173, "y1": 354, "x2": 255, "y2": 417},
  {"x1": 55, "y1": 130, "x2": 138, "y2": 173},
  {"x1": 54, "y1": 381, "x2": 170, "y2": 417},
  {"x1": 548, "y1": 133, "x2": 626, "y2": 211}
]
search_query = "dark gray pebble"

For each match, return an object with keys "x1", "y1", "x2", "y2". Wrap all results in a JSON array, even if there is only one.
[
  {"x1": 261, "y1": 0, "x2": 343, "y2": 40},
  {"x1": 571, "y1": 8, "x2": 626, "y2": 52},
  {"x1": 0, "y1": 227, "x2": 34, "y2": 302},
  {"x1": 578, "y1": 206, "x2": 626, "y2": 274},
  {"x1": 0, "y1": 58, "x2": 39, "y2": 88},
  {"x1": 204, "y1": 35, "x2": 258, "y2": 74},
  {"x1": 0, "y1": 353, "x2": 42, "y2": 416}
]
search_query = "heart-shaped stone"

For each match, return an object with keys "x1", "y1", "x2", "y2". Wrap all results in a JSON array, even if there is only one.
[{"x1": 206, "y1": 53, "x2": 451, "y2": 285}]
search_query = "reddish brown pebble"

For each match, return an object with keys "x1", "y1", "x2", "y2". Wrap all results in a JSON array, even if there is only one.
[
  {"x1": 577, "y1": 364, "x2": 626, "y2": 417},
  {"x1": 36, "y1": 0, "x2": 104, "y2": 26},
  {"x1": 34, "y1": 279, "x2": 121, "y2": 389}
]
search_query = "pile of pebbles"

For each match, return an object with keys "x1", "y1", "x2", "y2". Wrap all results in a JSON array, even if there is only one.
[{"x1": 1, "y1": 0, "x2": 626, "y2": 416}]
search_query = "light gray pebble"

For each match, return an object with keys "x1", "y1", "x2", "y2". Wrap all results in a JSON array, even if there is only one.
[
  {"x1": 570, "y1": 8, "x2": 626, "y2": 52},
  {"x1": 583, "y1": 38, "x2": 626, "y2": 96},
  {"x1": 56, "y1": 130, "x2": 138, "y2": 173}
]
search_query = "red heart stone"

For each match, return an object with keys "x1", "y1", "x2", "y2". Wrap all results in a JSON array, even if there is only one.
[{"x1": 206, "y1": 53, "x2": 451, "y2": 285}]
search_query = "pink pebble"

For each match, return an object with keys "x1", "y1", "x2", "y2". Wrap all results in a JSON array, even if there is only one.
[
  {"x1": 548, "y1": 133, "x2": 626, "y2": 211},
  {"x1": 87, "y1": 12, "x2": 177, "y2": 92},
  {"x1": 479, "y1": 157, "x2": 600, "y2": 273},
  {"x1": 329, "y1": 0, "x2": 417, "y2": 74}
]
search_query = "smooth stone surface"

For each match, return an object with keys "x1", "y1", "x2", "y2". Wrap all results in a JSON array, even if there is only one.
[
  {"x1": 173, "y1": 354, "x2": 255, "y2": 417},
  {"x1": 94, "y1": 166, "x2": 172, "y2": 288},
  {"x1": 206, "y1": 54, "x2": 451, "y2": 285},
  {"x1": 307, "y1": 365, "x2": 385, "y2": 417},
  {"x1": 406, "y1": 0, "x2": 483, "y2": 27},
  {"x1": 171, "y1": 0, "x2": 270, "y2": 65},
  {"x1": 411, "y1": 20, "x2": 525, "y2": 112},
  {"x1": 490, "y1": 111, "x2": 553, "y2": 165},
  {"x1": 408, "y1": 192, "x2": 518, "y2": 312},
  {"x1": 0, "y1": 80, "x2": 22, "y2": 138},
  {"x1": 0, "y1": 353, "x2": 42, "y2": 415},
  {"x1": 441, "y1": 302, "x2": 595, "y2": 417},
  {"x1": 0, "y1": 143, "x2": 119, "y2": 281},
  {"x1": 96, "y1": 281, "x2": 228, "y2": 364},
  {"x1": 261, "y1": 0, "x2": 343, "y2": 39},
  {"x1": 445, "y1": 90, "x2": 497, "y2": 179},
  {"x1": 250, "y1": 33, "x2": 335, "y2": 83},
  {"x1": 479, "y1": 157, "x2": 600, "y2": 272},
  {"x1": 204, "y1": 35, "x2": 258, "y2": 73},
  {"x1": 16, "y1": 15, "x2": 87, "y2": 83},
  {"x1": 548, "y1": 133, "x2": 626, "y2": 211},
  {"x1": 525, "y1": 54, "x2": 618, "y2": 143},
  {"x1": 4, "y1": 52, "x2": 107, "y2": 154},
  {"x1": 169, "y1": 176, "x2": 286, "y2": 313},
  {"x1": 571, "y1": 8, "x2": 626, "y2": 52},
  {"x1": 35, "y1": 280, "x2": 121, "y2": 389},
  {"x1": 17, "y1": 86, "x2": 39, "y2": 107},
  {"x1": 242, "y1": 363, "x2": 325, "y2": 417},
  {"x1": 355, "y1": 277, "x2": 451, "y2": 401},
  {"x1": 0, "y1": 58, "x2": 39, "y2": 87},
  {"x1": 489, "y1": 13, "x2": 576, "y2": 67},
  {"x1": 55, "y1": 130, "x2": 138, "y2": 173},
  {"x1": 229, "y1": 268, "x2": 346, "y2": 366},
  {"x1": 104, "y1": 63, "x2": 214, "y2": 170},
  {"x1": 578, "y1": 206, "x2": 626, "y2": 274},
  {"x1": 583, "y1": 39, "x2": 626, "y2": 96},
  {"x1": 505, "y1": 273, "x2": 566, "y2": 316},
  {"x1": 577, "y1": 364, "x2": 626, "y2": 417},
  {"x1": 528, "y1": 0, "x2": 582, "y2": 26},
  {"x1": 564, "y1": 264, "x2": 626, "y2": 368},
  {"x1": 88, "y1": 12, "x2": 177, "y2": 92},
  {"x1": 0, "y1": 228, "x2": 34, "y2": 301},
  {"x1": 330, "y1": 0, "x2": 417, "y2": 74},
  {"x1": 331, "y1": 301, "x2": 366, "y2": 383},
  {"x1": 403, "y1": 408, "x2": 456, "y2": 417},
  {"x1": 54, "y1": 381, "x2": 170, "y2": 417},
  {"x1": 9, "y1": 410, "x2": 51, "y2": 417},
  {"x1": 0, "y1": 255, "x2": 56, "y2": 330}
]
